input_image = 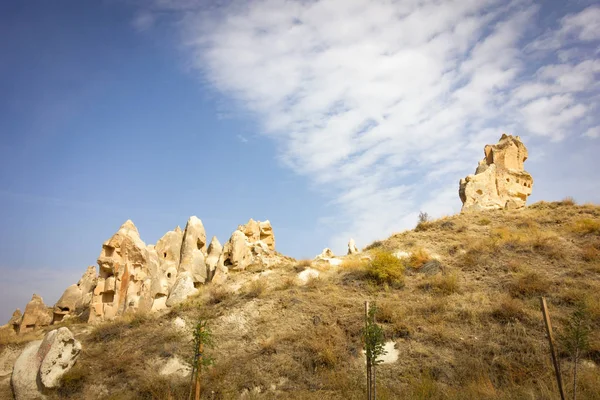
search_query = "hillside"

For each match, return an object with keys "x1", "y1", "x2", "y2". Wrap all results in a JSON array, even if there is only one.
[{"x1": 1, "y1": 200, "x2": 600, "y2": 400}]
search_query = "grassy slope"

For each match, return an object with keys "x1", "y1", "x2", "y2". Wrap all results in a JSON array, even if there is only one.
[{"x1": 4, "y1": 201, "x2": 600, "y2": 400}]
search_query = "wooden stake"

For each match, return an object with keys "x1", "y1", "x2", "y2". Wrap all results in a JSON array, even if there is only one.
[
  {"x1": 540, "y1": 297, "x2": 566, "y2": 400},
  {"x1": 365, "y1": 301, "x2": 371, "y2": 400}
]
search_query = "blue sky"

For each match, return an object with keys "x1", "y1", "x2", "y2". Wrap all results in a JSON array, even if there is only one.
[{"x1": 1, "y1": 0, "x2": 599, "y2": 323}]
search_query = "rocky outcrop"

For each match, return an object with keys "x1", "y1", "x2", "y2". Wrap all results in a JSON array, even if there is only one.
[
  {"x1": 9, "y1": 216, "x2": 279, "y2": 330},
  {"x1": 8, "y1": 309, "x2": 22, "y2": 334},
  {"x1": 179, "y1": 216, "x2": 208, "y2": 284},
  {"x1": 53, "y1": 266, "x2": 97, "y2": 323},
  {"x1": 11, "y1": 327, "x2": 81, "y2": 399},
  {"x1": 348, "y1": 239, "x2": 359, "y2": 255},
  {"x1": 316, "y1": 248, "x2": 335, "y2": 259},
  {"x1": 459, "y1": 134, "x2": 533, "y2": 212},
  {"x1": 221, "y1": 230, "x2": 253, "y2": 271},
  {"x1": 89, "y1": 220, "x2": 151, "y2": 323},
  {"x1": 220, "y1": 219, "x2": 282, "y2": 272},
  {"x1": 206, "y1": 236, "x2": 225, "y2": 282},
  {"x1": 19, "y1": 295, "x2": 52, "y2": 334}
]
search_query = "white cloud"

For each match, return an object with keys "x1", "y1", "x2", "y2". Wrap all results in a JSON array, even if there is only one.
[
  {"x1": 585, "y1": 126, "x2": 600, "y2": 138},
  {"x1": 132, "y1": 10, "x2": 156, "y2": 32},
  {"x1": 147, "y1": 1, "x2": 600, "y2": 251}
]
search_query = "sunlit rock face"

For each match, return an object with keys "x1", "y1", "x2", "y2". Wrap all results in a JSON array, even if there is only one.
[{"x1": 459, "y1": 134, "x2": 533, "y2": 212}]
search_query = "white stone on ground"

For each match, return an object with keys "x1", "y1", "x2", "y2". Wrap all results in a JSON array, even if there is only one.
[{"x1": 297, "y1": 268, "x2": 319, "y2": 284}]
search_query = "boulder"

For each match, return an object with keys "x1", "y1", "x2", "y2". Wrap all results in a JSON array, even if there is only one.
[
  {"x1": 11, "y1": 340, "x2": 44, "y2": 400},
  {"x1": 11, "y1": 327, "x2": 81, "y2": 399},
  {"x1": 38, "y1": 327, "x2": 82, "y2": 388},
  {"x1": 348, "y1": 238, "x2": 359, "y2": 255},
  {"x1": 89, "y1": 220, "x2": 149, "y2": 323},
  {"x1": 459, "y1": 134, "x2": 533, "y2": 212},
  {"x1": 166, "y1": 272, "x2": 199, "y2": 307},
  {"x1": 19, "y1": 294, "x2": 52, "y2": 334}
]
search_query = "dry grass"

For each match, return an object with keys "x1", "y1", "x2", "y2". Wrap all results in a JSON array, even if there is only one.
[
  {"x1": 244, "y1": 279, "x2": 268, "y2": 298},
  {"x1": 407, "y1": 247, "x2": 432, "y2": 269},
  {"x1": 571, "y1": 218, "x2": 600, "y2": 235},
  {"x1": 35, "y1": 201, "x2": 600, "y2": 400}
]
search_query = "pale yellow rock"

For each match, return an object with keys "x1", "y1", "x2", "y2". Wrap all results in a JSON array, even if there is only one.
[
  {"x1": 206, "y1": 236, "x2": 224, "y2": 281},
  {"x1": 53, "y1": 266, "x2": 97, "y2": 323},
  {"x1": 259, "y1": 221, "x2": 275, "y2": 251},
  {"x1": 459, "y1": 134, "x2": 533, "y2": 212},
  {"x1": 19, "y1": 294, "x2": 52, "y2": 334},
  {"x1": 348, "y1": 239, "x2": 359, "y2": 255},
  {"x1": 89, "y1": 220, "x2": 149, "y2": 323},
  {"x1": 220, "y1": 230, "x2": 252, "y2": 270}
]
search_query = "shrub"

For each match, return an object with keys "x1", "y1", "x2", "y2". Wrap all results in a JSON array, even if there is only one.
[
  {"x1": 244, "y1": 279, "x2": 267, "y2": 298},
  {"x1": 418, "y1": 273, "x2": 460, "y2": 295},
  {"x1": 571, "y1": 218, "x2": 600, "y2": 235},
  {"x1": 366, "y1": 251, "x2": 405, "y2": 287},
  {"x1": 477, "y1": 218, "x2": 492, "y2": 226},
  {"x1": 294, "y1": 259, "x2": 312, "y2": 272},
  {"x1": 408, "y1": 248, "x2": 432, "y2": 269},
  {"x1": 364, "y1": 240, "x2": 384, "y2": 251},
  {"x1": 490, "y1": 297, "x2": 528, "y2": 324},
  {"x1": 581, "y1": 244, "x2": 599, "y2": 262},
  {"x1": 208, "y1": 286, "x2": 231, "y2": 304},
  {"x1": 415, "y1": 211, "x2": 434, "y2": 231},
  {"x1": 559, "y1": 196, "x2": 576, "y2": 206},
  {"x1": 508, "y1": 271, "x2": 550, "y2": 298}
]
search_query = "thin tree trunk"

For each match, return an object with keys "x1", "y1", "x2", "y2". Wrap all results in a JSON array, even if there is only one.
[
  {"x1": 365, "y1": 301, "x2": 371, "y2": 400},
  {"x1": 194, "y1": 330, "x2": 204, "y2": 400},
  {"x1": 573, "y1": 350, "x2": 579, "y2": 400},
  {"x1": 373, "y1": 310, "x2": 377, "y2": 400}
]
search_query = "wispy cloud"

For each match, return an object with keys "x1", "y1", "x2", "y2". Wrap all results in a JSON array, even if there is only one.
[
  {"x1": 236, "y1": 134, "x2": 249, "y2": 143},
  {"x1": 144, "y1": 0, "x2": 600, "y2": 251}
]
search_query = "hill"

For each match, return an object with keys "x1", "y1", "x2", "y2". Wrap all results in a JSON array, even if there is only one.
[{"x1": 1, "y1": 200, "x2": 600, "y2": 399}]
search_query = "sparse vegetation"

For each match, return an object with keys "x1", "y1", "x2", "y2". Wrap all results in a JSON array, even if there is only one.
[
  {"x1": 365, "y1": 250, "x2": 405, "y2": 287},
  {"x1": 25, "y1": 201, "x2": 600, "y2": 400}
]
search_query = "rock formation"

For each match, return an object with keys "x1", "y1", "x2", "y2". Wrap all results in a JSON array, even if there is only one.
[
  {"x1": 53, "y1": 266, "x2": 97, "y2": 323},
  {"x1": 220, "y1": 219, "x2": 280, "y2": 271},
  {"x1": 316, "y1": 248, "x2": 335, "y2": 260},
  {"x1": 89, "y1": 220, "x2": 151, "y2": 323},
  {"x1": 7, "y1": 216, "x2": 280, "y2": 328},
  {"x1": 348, "y1": 239, "x2": 359, "y2": 255},
  {"x1": 459, "y1": 134, "x2": 533, "y2": 212},
  {"x1": 179, "y1": 216, "x2": 208, "y2": 284},
  {"x1": 11, "y1": 327, "x2": 81, "y2": 399},
  {"x1": 19, "y1": 295, "x2": 52, "y2": 334},
  {"x1": 7, "y1": 309, "x2": 22, "y2": 334}
]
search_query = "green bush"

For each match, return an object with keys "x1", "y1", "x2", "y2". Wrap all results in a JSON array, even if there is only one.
[{"x1": 366, "y1": 251, "x2": 405, "y2": 287}]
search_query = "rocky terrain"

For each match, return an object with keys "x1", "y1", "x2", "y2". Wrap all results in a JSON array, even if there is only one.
[{"x1": 0, "y1": 135, "x2": 599, "y2": 399}]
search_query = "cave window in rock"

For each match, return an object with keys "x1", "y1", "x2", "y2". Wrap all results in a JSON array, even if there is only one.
[
  {"x1": 102, "y1": 291, "x2": 115, "y2": 303},
  {"x1": 506, "y1": 178, "x2": 510, "y2": 182},
  {"x1": 163, "y1": 252, "x2": 167, "y2": 258},
  {"x1": 26, "y1": 324, "x2": 35, "y2": 330},
  {"x1": 196, "y1": 239, "x2": 203, "y2": 250},
  {"x1": 167, "y1": 272, "x2": 172, "y2": 279},
  {"x1": 476, "y1": 189, "x2": 483, "y2": 195}
]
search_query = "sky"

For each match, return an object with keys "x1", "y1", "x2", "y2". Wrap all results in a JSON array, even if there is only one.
[{"x1": 0, "y1": 0, "x2": 599, "y2": 323}]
